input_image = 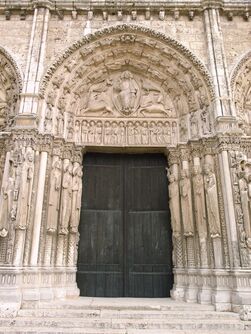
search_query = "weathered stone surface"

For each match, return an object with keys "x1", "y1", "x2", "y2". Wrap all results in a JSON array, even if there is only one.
[{"x1": 0, "y1": 0, "x2": 250, "y2": 320}]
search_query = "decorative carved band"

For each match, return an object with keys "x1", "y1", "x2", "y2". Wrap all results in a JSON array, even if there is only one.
[{"x1": 74, "y1": 118, "x2": 178, "y2": 146}]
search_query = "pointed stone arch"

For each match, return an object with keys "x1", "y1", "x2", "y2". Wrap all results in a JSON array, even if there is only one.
[
  {"x1": 39, "y1": 24, "x2": 215, "y2": 146},
  {"x1": 0, "y1": 45, "x2": 22, "y2": 130},
  {"x1": 231, "y1": 50, "x2": 251, "y2": 135}
]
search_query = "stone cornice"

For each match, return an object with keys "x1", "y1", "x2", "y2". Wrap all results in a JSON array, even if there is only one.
[{"x1": 0, "y1": 0, "x2": 250, "y2": 13}]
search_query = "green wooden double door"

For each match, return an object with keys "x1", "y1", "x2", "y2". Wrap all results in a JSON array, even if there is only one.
[{"x1": 77, "y1": 153, "x2": 173, "y2": 297}]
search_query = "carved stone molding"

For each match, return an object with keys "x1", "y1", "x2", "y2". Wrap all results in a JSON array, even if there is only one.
[
  {"x1": 0, "y1": 47, "x2": 22, "y2": 130},
  {"x1": 40, "y1": 24, "x2": 215, "y2": 100},
  {"x1": 231, "y1": 51, "x2": 251, "y2": 136}
]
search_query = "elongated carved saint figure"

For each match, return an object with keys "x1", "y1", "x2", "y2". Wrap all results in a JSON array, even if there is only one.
[
  {"x1": 179, "y1": 170, "x2": 194, "y2": 236},
  {"x1": 168, "y1": 172, "x2": 181, "y2": 236},
  {"x1": 59, "y1": 160, "x2": 73, "y2": 235},
  {"x1": 192, "y1": 166, "x2": 207, "y2": 239},
  {"x1": 204, "y1": 164, "x2": 221, "y2": 237},
  {"x1": 70, "y1": 162, "x2": 83, "y2": 233},
  {"x1": 47, "y1": 157, "x2": 62, "y2": 233},
  {"x1": 0, "y1": 163, "x2": 14, "y2": 237},
  {"x1": 15, "y1": 148, "x2": 34, "y2": 230}
]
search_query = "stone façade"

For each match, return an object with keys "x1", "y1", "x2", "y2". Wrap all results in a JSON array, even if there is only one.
[{"x1": 0, "y1": 0, "x2": 250, "y2": 318}]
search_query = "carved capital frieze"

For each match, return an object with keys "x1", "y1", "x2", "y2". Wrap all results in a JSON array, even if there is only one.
[{"x1": 168, "y1": 150, "x2": 180, "y2": 166}]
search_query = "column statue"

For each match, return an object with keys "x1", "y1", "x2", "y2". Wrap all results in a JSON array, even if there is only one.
[
  {"x1": 70, "y1": 162, "x2": 83, "y2": 234},
  {"x1": 47, "y1": 157, "x2": 62, "y2": 233},
  {"x1": 15, "y1": 148, "x2": 34, "y2": 230},
  {"x1": 0, "y1": 163, "x2": 14, "y2": 237},
  {"x1": 192, "y1": 166, "x2": 207, "y2": 239},
  {"x1": 204, "y1": 164, "x2": 221, "y2": 238},
  {"x1": 59, "y1": 160, "x2": 73, "y2": 235},
  {"x1": 179, "y1": 169, "x2": 194, "y2": 236},
  {"x1": 167, "y1": 171, "x2": 181, "y2": 236}
]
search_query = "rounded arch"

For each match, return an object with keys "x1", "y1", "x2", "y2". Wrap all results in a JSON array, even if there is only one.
[
  {"x1": 231, "y1": 49, "x2": 251, "y2": 135},
  {"x1": 39, "y1": 24, "x2": 216, "y2": 146},
  {"x1": 0, "y1": 45, "x2": 23, "y2": 130}
]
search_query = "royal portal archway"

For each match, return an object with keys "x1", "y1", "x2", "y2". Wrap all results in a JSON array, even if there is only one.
[{"x1": 0, "y1": 25, "x2": 250, "y2": 315}]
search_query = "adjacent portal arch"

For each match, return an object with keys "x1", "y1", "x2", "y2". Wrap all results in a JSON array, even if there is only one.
[
  {"x1": 231, "y1": 50, "x2": 251, "y2": 136},
  {"x1": 0, "y1": 46, "x2": 22, "y2": 130},
  {"x1": 40, "y1": 24, "x2": 215, "y2": 147}
]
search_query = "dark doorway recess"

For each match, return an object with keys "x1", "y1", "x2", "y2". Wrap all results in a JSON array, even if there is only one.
[{"x1": 77, "y1": 153, "x2": 173, "y2": 297}]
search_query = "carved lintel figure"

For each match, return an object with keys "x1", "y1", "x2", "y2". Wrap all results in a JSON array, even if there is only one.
[
  {"x1": 67, "y1": 116, "x2": 74, "y2": 140},
  {"x1": 81, "y1": 120, "x2": 88, "y2": 143},
  {"x1": 47, "y1": 157, "x2": 62, "y2": 234},
  {"x1": 167, "y1": 171, "x2": 181, "y2": 236},
  {"x1": 179, "y1": 169, "x2": 194, "y2": 236},
  {"x1": 59, "y1": 160, "x2": 73, "y2": 235},
  {"x1": 192, "y1": 166, "x2": 207, "y2": 239},
  {"x1": 70, "y1": 162, "x2": 83, "y2": 233},
  {"x1": 204, "y1": 164, "x2": 221, "y2": 238},
  {"x1": 95, "y1": 121, "x2": 103, "y2": 144},
  {"x1": 0, "y1": 163, "x2": 15, "y2": 237},
  {"x1": 75, "y1": 120, "x2": 81, "y2": 143}
]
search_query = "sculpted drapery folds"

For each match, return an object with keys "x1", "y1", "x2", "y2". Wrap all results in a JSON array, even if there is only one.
[
  {"x1": 179, "y1": 169, "x2": 194, "y2": 236},
  {"x1": 59, "y1": 160, "x2": 73, "y2": 235},
  {"x1": 0, "y1": 162, "x2": 14, "y2": 237},
  {"x1": 238, "y1": 164, "x2": 251, "y2": 248},
  {"x1": 168, "y1": 171, "x2": 181, "y2": 237},
  {"x1": 70, "y1": 162, "x2": 83, "y2": 234},
  {"x1": 15, "y1": 148, "x2": 34, "y2": 231},
  {"x1": 204, "y1": 164, "x2": 221, "y2": 238},
  {"x1": 47, "y1": 156, "x2": 62, "y2": 233},
  {"x1": 192, "y1": 166, "x2": 207, "y2": 239}
]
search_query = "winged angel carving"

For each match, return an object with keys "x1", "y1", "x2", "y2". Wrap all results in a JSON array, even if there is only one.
[{"x1": 79, "y1": 71, "x2": 176, "y2": 117}]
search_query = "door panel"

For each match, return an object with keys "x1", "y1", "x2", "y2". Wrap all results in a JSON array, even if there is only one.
[
  {"x1": 77, "y1": 154, "x2": 124, "y2": 297},
  {"x1": 77, "y1": 153, "x2": 173, "y2": 297}
]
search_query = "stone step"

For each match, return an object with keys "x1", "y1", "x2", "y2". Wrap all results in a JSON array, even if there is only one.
[
  {"x1": 17, "y1": 308, "x2": 240, "y2": 320},
  {"x1": 26, "y1": 298, "x2": 215, "y2": 311},
  {"x1": 0, "y1": 317, "x2": 245, "y2": 330}
]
